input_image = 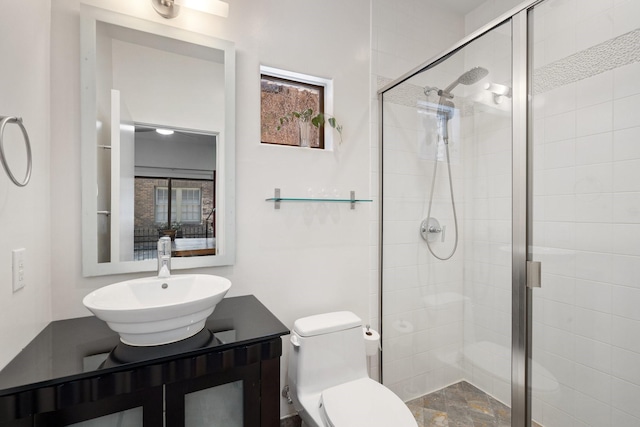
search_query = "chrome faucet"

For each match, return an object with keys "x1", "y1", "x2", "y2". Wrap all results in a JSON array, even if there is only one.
[{"x1": 157, "y1": 236, "x2": 172, "y2": 278}]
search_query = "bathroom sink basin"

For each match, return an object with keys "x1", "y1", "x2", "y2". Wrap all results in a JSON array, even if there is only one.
[{"x1": 82, "y1": 274, "x2": 231, "y2": 346}]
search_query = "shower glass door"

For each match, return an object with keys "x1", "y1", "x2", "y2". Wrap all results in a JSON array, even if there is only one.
[
  {"x1": 380, "y1": 19, "x2": 516, "y2": 423},
  {"x1": 529, "y1": 0, "x2": 640, "y2": 426}
]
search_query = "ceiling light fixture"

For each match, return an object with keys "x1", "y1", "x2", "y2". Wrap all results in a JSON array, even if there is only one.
[{"x1": 151, "y1": 0, "x2": 229, "y2": 19}]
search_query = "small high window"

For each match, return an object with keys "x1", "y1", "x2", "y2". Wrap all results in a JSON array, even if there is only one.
[{"x1": 260, "y1": 66, "x2": 335, "y2": 150}]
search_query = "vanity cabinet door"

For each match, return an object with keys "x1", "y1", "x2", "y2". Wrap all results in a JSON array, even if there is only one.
[
  {"x1": 165, "y1": 363, "x2": 260, "y2": 427},
  {"x1": 2, "y1": 416, "x2": 33, "y2": 427},
  {"x1": 33, "y1": 386, "x2": 163, "y2": 427}
]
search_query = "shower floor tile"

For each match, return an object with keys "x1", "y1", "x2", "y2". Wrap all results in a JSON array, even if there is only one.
[
  {"x1": 406, "y1": 381, "x2": 543, "y2": 427},
  {"x1": 280, "y1": 380, "x2": 544, "y2": 427}
]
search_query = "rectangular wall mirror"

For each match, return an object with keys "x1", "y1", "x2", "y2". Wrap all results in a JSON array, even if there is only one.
[{"x1": 81, "y1": 5, "x2": 235, "y2": 276}]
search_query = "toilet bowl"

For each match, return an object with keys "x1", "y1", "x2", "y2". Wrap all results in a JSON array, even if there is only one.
[{"x1": 287, "y1": 311, "x2": 417, "y2": 427}]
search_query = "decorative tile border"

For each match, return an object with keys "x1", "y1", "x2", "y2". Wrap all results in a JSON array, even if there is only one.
[{"x1": 533, "y1": 28, "x2": 640, "y2": 94}]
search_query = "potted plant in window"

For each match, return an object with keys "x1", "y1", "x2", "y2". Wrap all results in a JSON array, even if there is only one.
[
  {"x1": 158, "y1": 221, "x2": 182, "y2": 241},
  {"x1": 277, "y1": 108, "x2": 343, "y2": 147}
]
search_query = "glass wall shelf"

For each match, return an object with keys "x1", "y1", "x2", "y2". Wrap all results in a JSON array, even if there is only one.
[{"x1": 266, "y1": 188, "x2": 372, "y2": 209}]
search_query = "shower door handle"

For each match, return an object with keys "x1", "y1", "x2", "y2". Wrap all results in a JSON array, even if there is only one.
[{"x1": 526, "y1": 261, "x2": 541, "y2": 288}]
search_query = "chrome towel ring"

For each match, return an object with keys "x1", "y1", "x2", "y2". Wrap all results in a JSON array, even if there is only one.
[{"x1": 0, "y1": 116, "x2": 32, "y2": 187}]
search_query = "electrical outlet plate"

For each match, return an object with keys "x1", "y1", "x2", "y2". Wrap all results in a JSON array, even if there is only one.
[{"x1": 12, "y1": 248, "x2": 26, "y2": 292}]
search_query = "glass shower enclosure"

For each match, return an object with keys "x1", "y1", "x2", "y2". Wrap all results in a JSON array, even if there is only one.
[{"x1": 378, "y1": 1, "x2": 640, "y2": 426}]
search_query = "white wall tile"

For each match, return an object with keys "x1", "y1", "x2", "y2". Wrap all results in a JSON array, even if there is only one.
[
  {"x1": 613, "y1": 127, "x2": 640, "y2": 161},
  {"x1": 611, "y1": 316, "x2": 640, "y2": 353},
  {"x1": 545, "y1": 111, "x2": 576, "y2": 143},
  {"x1": 573, "y1": 389, "x2": 612, "y2": 426},
  {"x1": 541, "y1": 274, "x2": 575, "y2": 304},
  {"x1": 541, "y1": 401, "x2": 575, "y2": 427},
  {"x1": 576, "y1": 8, "x2": 614, "y2": 52},
  {"x1": 573, "y1": 308, "x2": 611, "y2": 347},
  {"x1": 575, "y1": 279, "x2": 612, "y2": 312},
  {"x1": 575, "y1": 222, "x2": 613, "y2": 253},
  {"x1": 614, "y1": 94, "x2": 640, "y2": 130},
  {"x1": 544, "y1": 195, "x2": 575, "y2": 222},
  {"x1": 574, "y1": 335, "x2": 612, "y2": 374},
  {"x1": 614, "y1": 61, "x2": 640, "y2": 100},
  {"x1": 613, "y1": 224, "x2": 640, "y2": 256},
  {"x1": 576, "y1": 71, "x2": 613, "y2": 109},
  {"x1": 611, "y1": 285, "x2": 640, "y2": 320},
  {"x1": 544, "y1": 139, "x2": 575, "y2": 169},
  {"x1": 613, "y1": 159, "x2": 640, "y2": 192},
  {"x1": 543, "y1": 168, "x2": 576, "y2": 195},
  {"x1": 612, "y1": 0, "x2": 640, "y2": 37},
  {"x1": 543, "y1": 83, "x2": 577, "y2": 117},
  {"x1": 612, "y1": 408, "x2": 640, "y2": 427},
  {"x1": 576, "y1": 102, "x2": 613, "y2": 137},
  {"x1": 575, "y1": 193, "x2": 613, "y2": 223},
  {"x1": 575, "y1": 163, "x2": 613, "y2": 194},
  {"x1": 611, "y1": 255, "x2": 640, "y2": 288},
  {"x1": 613, "y1": 193, "x2": 640, "y2": 224},
  {"x1": 612, "y1": 377, "x2": 640, "y2": 419},
  {"x1": 575, "y1": 132, "x2": 613, "y2": 166}
]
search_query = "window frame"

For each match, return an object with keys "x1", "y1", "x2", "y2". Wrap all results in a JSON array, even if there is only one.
[
  {"x1": 154, "y1": 186, "x2": 202, "y2": 225},
  {"x1": 259, "y1": 66, "x2": 336, "y2": 150}
]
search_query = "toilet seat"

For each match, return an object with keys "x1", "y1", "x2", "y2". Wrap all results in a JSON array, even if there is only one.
[{"x1": 319, "y1": 378, "x2": 417, "y2": 427}]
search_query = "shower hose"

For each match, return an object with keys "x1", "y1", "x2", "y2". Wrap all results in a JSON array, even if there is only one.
[{"x1": 425, "y1": 133, "x2": 459, "y2": 261}]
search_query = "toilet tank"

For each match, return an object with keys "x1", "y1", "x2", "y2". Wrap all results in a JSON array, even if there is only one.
[{"x1": 288, "y1": 311, "x2": 368, "y2": 398}]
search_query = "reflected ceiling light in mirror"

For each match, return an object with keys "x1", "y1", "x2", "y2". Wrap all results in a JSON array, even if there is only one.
[
  {"x1": 151, "y1": 0, "x2": 229, "y2": 19},
  {"x1": 155, "y1": 128, "x2": 175, "y2": 135}
]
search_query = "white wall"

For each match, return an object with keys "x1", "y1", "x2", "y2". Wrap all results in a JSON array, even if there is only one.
[
  {"x1": 49, "y1": 0, "x2": 370, "y2": 418},
  {"x1": 464, "y1": 0, "x2": 523, "y2": 35},
  {"x1": 0, "y1": 1, "x2": 52, "y2": 369}
]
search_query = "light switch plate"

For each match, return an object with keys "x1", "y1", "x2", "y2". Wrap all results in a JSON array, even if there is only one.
[{"x1": 12, "y1": 248, "x2": 26, "y2": 292}]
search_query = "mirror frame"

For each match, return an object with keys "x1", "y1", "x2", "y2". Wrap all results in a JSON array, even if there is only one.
[{"x1": 80, "y1": 5, "x2": 235, "y2": 276}]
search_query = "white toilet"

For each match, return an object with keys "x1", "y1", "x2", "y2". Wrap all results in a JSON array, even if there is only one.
[{"x1": 287, "y1": 311, "x2": 418, "y2": 427}]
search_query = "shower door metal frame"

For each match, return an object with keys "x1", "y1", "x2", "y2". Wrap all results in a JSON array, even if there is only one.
[
  {"x1": 377, "y1": 1, "x2": 545, "y2": 426},
  {"x1": 511, "y1": 9, "x2": 531, "y2": 427}
]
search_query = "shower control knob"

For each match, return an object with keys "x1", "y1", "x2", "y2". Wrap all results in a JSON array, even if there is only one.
[{"x1": 420, "y1": 217, "x2": 443, "y2": 243}]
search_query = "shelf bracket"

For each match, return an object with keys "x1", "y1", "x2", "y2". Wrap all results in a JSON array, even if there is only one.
[
  {"x1": 274, "y1": 188, "x2": 281, "y2": 210},
  {"x1": 350, "y1": 190, "x2": 356, "y2": 210}
]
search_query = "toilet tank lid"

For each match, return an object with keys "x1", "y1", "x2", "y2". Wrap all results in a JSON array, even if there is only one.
[{"x1": 293, "y1": 311, "x2": 362, "y2": 337}]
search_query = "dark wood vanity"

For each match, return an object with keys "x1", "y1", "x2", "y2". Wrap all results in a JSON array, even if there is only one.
[{"x1": 0, "y1": 295, "x2": 289, "y2": 426}]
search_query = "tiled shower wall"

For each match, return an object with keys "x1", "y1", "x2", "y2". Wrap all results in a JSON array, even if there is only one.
[
  {"x1": 460, "y1": 20, "x2": 513, "y2": 406},
  {"x1": 530, "y1": 0, "x2": 640, "y2": 426},
  {"x1": 372, "y1": 0, "x2": 466, "y2": 391},
  {"x1": 381, "y1": 82, "x2": 467, "y2": 400},
  {"x1": 380, "y1": 3, "x2": 640, "y2": 426},
  {"x1": 381, "y1": 15, "x2": 515, "y2": 404}
]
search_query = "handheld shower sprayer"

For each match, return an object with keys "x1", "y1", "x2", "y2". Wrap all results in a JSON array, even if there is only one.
[
  {"x1": 421, "y1": 66, "x2": 489, "y2": 261},
  {"x1": 424, "y1": 66, "x2": 488, "y2": 143}
]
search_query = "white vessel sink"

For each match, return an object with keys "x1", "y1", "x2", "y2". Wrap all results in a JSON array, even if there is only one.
[{"x1": 83, "y1": 274, "x2": 231, "y2": 346}]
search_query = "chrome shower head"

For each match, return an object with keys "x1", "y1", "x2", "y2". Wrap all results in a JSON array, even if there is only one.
[
  {"x1": 441, "y1": 66, "x2": 489, "y2": 97},
  {"x1": 457, "y1": 66, "x2": 489, "y2": 85}
]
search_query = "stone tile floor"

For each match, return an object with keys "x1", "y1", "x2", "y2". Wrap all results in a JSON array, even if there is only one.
[
  {"x1": 280, "y1": 381, "x2": 543, "y2": 427},
  {"x1": 406, "y1": 381, "x2": 542, "y2": 427}
]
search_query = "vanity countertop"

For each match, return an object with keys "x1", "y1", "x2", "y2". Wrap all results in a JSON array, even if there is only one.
[{"x1": 0, "y1": 295, "x2": 289, "y2": 397}]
